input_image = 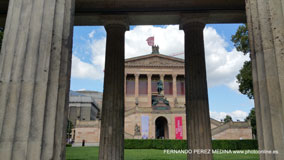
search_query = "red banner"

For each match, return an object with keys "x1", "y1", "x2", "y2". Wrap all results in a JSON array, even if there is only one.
[{"x1": 175, "y1": 116, "x2": 183, "y2": 139}]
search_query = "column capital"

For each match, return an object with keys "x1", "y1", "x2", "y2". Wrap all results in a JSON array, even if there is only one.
[
  {"x1": 102, "y1": 15, "x2": 129, "y2": 31},
  {"x1": 172, "y1": 74, "x2": 177, "y2": 78},
  {"x1": 179, "y1": 13, "x2": 208, "y2": 30},
  {"x1": 135, "y1": 73, "x2": 140, "y2": 77},
  {"x1": 147, "y1": 74, "x2": 152, "y2": 78}
]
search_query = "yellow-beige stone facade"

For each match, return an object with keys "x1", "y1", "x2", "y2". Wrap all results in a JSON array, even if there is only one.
[{"x1": 71, "y1": 52, "x2": 252, "y2": 146}]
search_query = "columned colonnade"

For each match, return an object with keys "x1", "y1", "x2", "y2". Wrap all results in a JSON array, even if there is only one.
[
  {"x1": 127, "y1": 74, "x2": 180, "y2": 97},
  {"x1": 101, "y1": 15, "x2": 212, "y2": 160},
  {"x1": 0, "y1": 0, "x2": 283, "y2": 160}
]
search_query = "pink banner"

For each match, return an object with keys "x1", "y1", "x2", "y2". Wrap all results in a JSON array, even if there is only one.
[
  {"x1": 175, "y1": 117, "x2": 183, "y2": 139},
  {"x1": 146, "y1": 36, "x2": 154, "y2": 46}
]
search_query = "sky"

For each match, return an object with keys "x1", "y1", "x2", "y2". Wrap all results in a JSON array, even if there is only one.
[{"x1": 70, "y1": 24, "x2": 254, "y2": 122}]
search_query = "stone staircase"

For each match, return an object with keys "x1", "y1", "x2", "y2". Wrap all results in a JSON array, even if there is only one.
[
  {"x1": 125, "y1": 107, "x2": 136, "y2": 117},
  {"x1": 124, "y1": 131, "x2": 134, "y2": 138},
  {"x1": 211, "y1": 121, "x2": 251, "y2": 136},
  {"x1": 211, "y1": 121, "x2": 231, "y2": 136}
]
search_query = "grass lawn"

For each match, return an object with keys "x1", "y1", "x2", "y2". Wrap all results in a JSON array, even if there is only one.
[{"x1": 66, "y1": 147, "x2": 259, "y2": 160}]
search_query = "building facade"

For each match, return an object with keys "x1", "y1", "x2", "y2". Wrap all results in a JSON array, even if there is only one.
[
  {"x1": 68, "y1": 91, "x2": 101, "y2": 125},
  {"x1": 71, "y1": 49, "x2": 252, "y2": 146}
]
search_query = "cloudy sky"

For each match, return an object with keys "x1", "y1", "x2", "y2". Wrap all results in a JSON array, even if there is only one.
[{"x1": 71, "y1": 24, "x2": 253, "y2": 121}]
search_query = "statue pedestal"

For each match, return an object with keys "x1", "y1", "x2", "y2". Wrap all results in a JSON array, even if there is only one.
[{"x1": 152, "y1": 94, "x2": 170, "y2": 110}]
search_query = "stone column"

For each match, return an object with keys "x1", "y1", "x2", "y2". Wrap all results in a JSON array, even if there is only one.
[
  {"x1": 160, "y1": 74, "x2": 165, "y2": 95},
  {"x1": 268, "y1": 0, "x2": 284, "y2": 108},
  {"x1": 246, "y1": 0, "x2": 284, "y2": 159},
  {"x1": 172, "y1": 74, "x2": 177, "y2": 99},
  {"x1": 0, "y1": 0, "x2": 75, "y2": 160},
  {"x1": 99, "y1": 16, "x2": 129, "y2": 160},
  {"x1": 147, "y1": 74, "x2": 152, "y2": 107},
  {"x1": 245, "y1": 1, "x2": 265, "y2": 160},
  {"x1": 180, "y1": 14, "x2": 212, "y2": 160},
  {"x1": 135, "y1": 74, "x2": 139, "y2": 97},
  {"x1": 256, "y1": 0, "x2": 284, "y2": 159},
  {"x1": 124, "y1": 74, "x2": 127, "y2": 96}
]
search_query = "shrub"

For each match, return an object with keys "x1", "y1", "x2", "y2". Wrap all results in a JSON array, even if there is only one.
[
  {"x1": 124, "y1": 139, "x2": 258, "y2": 150},
  {"x1": 66, "y1": 144, "x2": 72, "y2": 147}
]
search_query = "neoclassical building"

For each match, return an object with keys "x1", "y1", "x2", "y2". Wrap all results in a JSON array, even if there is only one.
[
  {"x1": 1, "y1": 0, "x2": 284, "y2": 159},
  {"x1": 72, "y1": 48, "x2": 252, "y2": 146}
]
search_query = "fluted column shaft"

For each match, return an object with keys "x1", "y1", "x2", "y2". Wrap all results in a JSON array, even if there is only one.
[
  {"x1": 245, "y1": 1, "x2": 265, "y2": 160},
  {"x1": 135, "y1": 74, "x2": 139, "y2": 97},
  {"x1": 0, "y1": 0, "x2": 75, "y2": 160},
  {"x1": 147, "y1": 74, "x2": 152, "y2": 107},
  {"x1": 246, "y1": 0, "x2": 284, "y2": 159},
  {"x1": 99, "y1": 18, "x2": 128, "y2": 160},
  {"x1": 160, "y1": 74, "x2": 164, "y2": 95},
  {"x1": 172, "y1": 74, "x2": 177, "y2": 99},
  {"x1": 181, "y1": 20, "x2": 212, "y2": 160}
]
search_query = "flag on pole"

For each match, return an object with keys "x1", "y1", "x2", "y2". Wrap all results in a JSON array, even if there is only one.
[{"x1": 146, "y1": 36, "x2": 154, "y2": 46}]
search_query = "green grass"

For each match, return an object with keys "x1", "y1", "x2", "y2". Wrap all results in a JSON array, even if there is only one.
[{"x1": 66, "y1": 147, "x2": 259, "y2": 160}]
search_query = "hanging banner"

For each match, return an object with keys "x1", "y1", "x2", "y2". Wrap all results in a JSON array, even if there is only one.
[
  {"x1": 141, "y1": 115, "x2": 149, "y2": 139},
  {"x1": 175, "y1": 116, "x2": 183, "y2": 139}
]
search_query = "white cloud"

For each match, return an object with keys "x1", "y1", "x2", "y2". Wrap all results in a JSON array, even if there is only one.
[
  {"x1": 210, "y1": 110, "x2": 248, "y2": 121},
  {"x1": 74, "y1": 25, "x2": 249, "y2": 91},
  {"x1": 88, "y1": 30, "x2": 96, "y2": 38},
  {"x1": 78, "y1": 88, "x2": 86, "y2": 91},
  {"x1": 125, "y1": 25, "x2": 184, "y2": 58},
  {"x1": 204, "y1": 27, "x2": 249, "y2": 89},
  {"x1": 71, "y1": 55, "x2": 103, "y2": 80},
  {"x1": 90, "y1": 38, "x2": 106, "y2": 70}
]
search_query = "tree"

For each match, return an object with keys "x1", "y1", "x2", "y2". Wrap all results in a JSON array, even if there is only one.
[
  {"x1": 232, "y1": 25, "x2": 257, "y2": 138},
  {"x1": 231, "y1": 24, "x2": 250, "y2": 55},
  {"x1": 245, "y1": 108, "x2": 256, "y2": 139},
  {"x1": 231, "y1": 24, "x2": 254, "y2": 99},
  {"x1": 223, "y1": 115, "x2": 232, "y2": 123},
  {"x1": 66, "y1": 119, "x2": 74, "y2": 143},
  {"x1": 0, "y1": 27, "x2": 3, "y2": 51},
  {"x1": 236, "y1": 61, "x2": 253, "y2": 99}
]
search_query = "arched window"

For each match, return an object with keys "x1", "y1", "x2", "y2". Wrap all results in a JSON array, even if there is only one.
[{"x1": 126, "y1": 75, "x2": 135, "y2": 95}]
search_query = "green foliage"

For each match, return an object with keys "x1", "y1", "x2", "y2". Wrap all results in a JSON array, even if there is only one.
[
  {"x1": 231, "y1": 24, "x2": 254, "y2": 99},
  {"x1": 66, "y1": 144, "x2": 72, "y2": 147},
  {"x1": 0, "y1": 27, "x2": 3, "y2": 51},
  {"x1": 245, "y1": 108, "x2": 257, "y2": 138},
  {"x1": 66, "y1": 119, "x2": 73, "y2": 140},
  {"x1": 231, "y1": 24, "x2": 250, "y2": 54},
  {"x1": 223, "y1": 115, "x2": 233, "y2": 123},
  {"x1": 124, "y1": 139, "x2": 258, "y2": 150},
  {"x1": 125, "y1": 139, "x2": 186, "y2": 150},
  {"x1": 212, "y1": 140, "x2": 258, "y2": 150},
  {"x1": 236, "y1": 61, "x2": 254, "y2": 99}
]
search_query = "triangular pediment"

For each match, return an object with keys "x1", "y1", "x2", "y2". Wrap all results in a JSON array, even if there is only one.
[{"x1": 125, "y1": 54, "x2": 184, "y2": 67}]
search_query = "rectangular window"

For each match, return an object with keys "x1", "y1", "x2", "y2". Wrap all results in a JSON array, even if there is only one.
[
  {"x1": 126, "y1": 79, "x2": 135, "y2": 95},
  {"x1": 177, "y1": 81, "x2": 185, "y2": 95},
  {"x1": 152, "y1": 81, "x2": 158, "y2": 93},
  {"x1": 139, "y1": 79, "x2": 148, "y2": 95},
  {"x1": 164, "y1": 81, "x2": 173, "y2": 95}
]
